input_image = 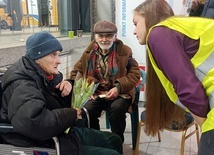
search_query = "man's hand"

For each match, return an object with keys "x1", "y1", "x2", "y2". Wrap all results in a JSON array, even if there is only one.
[
  {"x1": 56, "y1": 80, "x2": 72, "y2": 97},
  {"x1": 183, "y1": 0, "x2": 199, "y2": 10},
  {"x1": 89, "y1": 94, "x2": 97, "y2": 100},
  {"x1": 73, "y1": 108, "x2": 82, "y2": 119},
  {"x1": 105, "y1": 87, "x2": 119, "y2": 100}
]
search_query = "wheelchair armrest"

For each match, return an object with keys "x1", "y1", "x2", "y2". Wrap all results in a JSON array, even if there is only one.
[
  {"x1": 52, "y1": 137, "x2": 60, "y2": 155},
  {"x1": 0, "y1": 122, "x2": 14, "y2": 133}
]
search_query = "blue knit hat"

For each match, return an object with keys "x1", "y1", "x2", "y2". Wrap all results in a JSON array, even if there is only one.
[{"x1": 26, "y1": 31, "x2": 63, "y2": 60}]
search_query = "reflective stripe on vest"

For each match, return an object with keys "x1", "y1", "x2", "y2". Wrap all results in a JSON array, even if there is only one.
[{"x1": 146, "y1": 17, "x2": 214, "y2": 133}]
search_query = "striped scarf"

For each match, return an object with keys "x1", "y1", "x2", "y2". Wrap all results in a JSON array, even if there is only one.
[{"x1": 87, "y1": 42, "x2": 118, "y2": 79}]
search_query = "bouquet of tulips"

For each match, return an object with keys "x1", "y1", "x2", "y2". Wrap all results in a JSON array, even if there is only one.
[{"x1": 72, "y1": 76, "x2": 99, "y2": 108}]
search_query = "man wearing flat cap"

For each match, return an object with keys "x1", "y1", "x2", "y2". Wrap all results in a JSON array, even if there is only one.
[{"x1": 70, "y1": 20, "x2": 140, "y2": 146}]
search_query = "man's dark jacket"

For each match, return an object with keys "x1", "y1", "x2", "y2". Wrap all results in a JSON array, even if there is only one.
[{"x1": 0, "y1": 56, "x2": 82, "y2": 154}]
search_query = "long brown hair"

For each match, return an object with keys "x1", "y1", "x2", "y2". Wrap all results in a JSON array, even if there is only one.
[{"x1": 134, "y1": 0, "x2": 186, "y2": 136}]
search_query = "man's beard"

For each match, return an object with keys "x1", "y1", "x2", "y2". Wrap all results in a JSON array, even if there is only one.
[{"x1": 97, "y1": 41, "x2": 113, "y2": 50}]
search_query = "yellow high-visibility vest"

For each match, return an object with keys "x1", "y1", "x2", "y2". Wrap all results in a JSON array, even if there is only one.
[{"x1": 146, "y1": 17, "x2": 214, "y2": 133}]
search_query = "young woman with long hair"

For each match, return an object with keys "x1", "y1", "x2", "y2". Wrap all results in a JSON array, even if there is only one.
[{"x1": 133, "y1": 0, "x2": 214, "y2": 154}]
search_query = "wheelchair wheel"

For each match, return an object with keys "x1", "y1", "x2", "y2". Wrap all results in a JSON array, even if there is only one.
[{"x1": 1, "y1": 20, "x2": 8, "y2": 30}]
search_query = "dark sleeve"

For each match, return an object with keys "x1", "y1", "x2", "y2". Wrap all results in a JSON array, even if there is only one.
[
  {"x1": 9, "y1": 82, "x2": 78, "y2": 141},
  {"x1": 147, "y1": 27, "x2": 208, "y2": 117},
  {"x1": 189, "y1": 3, "x2": 204, "y2": 16}
]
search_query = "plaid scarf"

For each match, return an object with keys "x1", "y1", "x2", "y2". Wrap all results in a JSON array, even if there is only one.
[{"x1": 87, "y1": 42, "x2": 118, "y2": 79}]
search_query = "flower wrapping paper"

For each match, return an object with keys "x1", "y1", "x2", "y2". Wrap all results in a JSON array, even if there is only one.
[{"x1": 72, "y1": 77, "x2": 99, "y2": 108}]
